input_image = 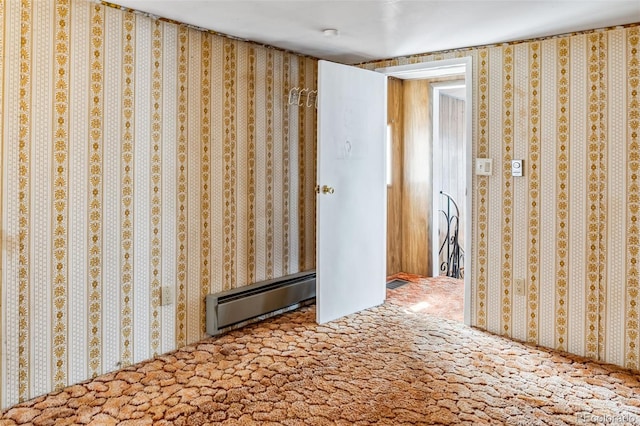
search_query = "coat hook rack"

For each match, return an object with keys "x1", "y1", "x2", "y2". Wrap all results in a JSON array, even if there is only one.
[{"x1": 287, "y1": 87, "x2": 317, "y2": 108}]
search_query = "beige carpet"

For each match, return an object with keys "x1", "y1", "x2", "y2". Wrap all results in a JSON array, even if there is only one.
[{"x1": 2, "y1": 278, "x2": 640, "y2": 425}]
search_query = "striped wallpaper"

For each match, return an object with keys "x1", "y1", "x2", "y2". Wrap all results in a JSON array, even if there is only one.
[
  {"x1": 0, "y1": 0, "x2": 638, "y2": 412},
  {"x1": 0, "y1": 0, "x2": 317, "y2": 408},
  {"x1": 364, "y1": 24, "x2": 640, "y2": 372}
]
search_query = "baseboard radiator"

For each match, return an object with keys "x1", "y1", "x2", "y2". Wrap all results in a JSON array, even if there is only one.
[{"x1": 206, "y1": 270, "x2": 316, "y2": 336}]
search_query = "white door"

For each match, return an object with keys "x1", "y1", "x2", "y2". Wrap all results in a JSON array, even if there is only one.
[{"x1": 316, "y1": 60, "x2": 387, "y2": 324}]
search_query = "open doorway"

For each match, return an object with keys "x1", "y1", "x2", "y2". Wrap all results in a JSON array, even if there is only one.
[
  {"x1": 376, "y1": 57, "x2": 472, "y2": 325},
  {"x1": 432, "y1": 81, "x2": 466, "y2": 280}
]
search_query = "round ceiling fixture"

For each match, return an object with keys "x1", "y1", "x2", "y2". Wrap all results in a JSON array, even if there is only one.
[{"x1": 322, "y1": 28, "x2": 339, "y2": 37}]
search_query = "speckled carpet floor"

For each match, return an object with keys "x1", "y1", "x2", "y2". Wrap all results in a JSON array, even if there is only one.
[{"x1": 2, "y1": 276, "x2": 640, "y2": 425}]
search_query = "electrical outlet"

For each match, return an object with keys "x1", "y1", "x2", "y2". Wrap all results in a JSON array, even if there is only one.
[
  {"x1": 514, "y1": 279, "x2": 525, "y2": 296},
  {"x1": 161, "y1": 286, "x2": 173, "y2": 306}
]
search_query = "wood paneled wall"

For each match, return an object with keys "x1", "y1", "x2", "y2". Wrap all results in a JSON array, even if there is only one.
[
  {"x1": 386, "y1": 78, "x2": 404, "y2": 275},
  {"x1": 401, "y1": 80, "x2": 431, "y2": 276}
]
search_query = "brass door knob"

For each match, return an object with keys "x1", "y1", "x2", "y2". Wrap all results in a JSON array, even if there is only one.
[{"x1": 322, "y1": 185, "x2": 335, "y2": 194}]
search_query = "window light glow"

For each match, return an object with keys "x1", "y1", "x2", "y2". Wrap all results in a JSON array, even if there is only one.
[{"x1": 387, "y1": 124, "x2": 392, "y2": 186}]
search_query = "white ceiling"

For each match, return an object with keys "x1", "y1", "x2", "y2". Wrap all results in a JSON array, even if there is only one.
[{"x1": 110, "y1": 0, "x2": 640, "y2": 65}]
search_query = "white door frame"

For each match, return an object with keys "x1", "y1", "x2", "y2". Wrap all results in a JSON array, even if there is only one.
[{"x1": 376, "y1": 57, "x2": 473, "y2": 326}]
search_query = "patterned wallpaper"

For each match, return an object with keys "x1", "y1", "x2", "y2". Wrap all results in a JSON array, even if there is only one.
[
  {"x1": 1, "y1": 0, "x2": 638, "y2": 412},
  {"x1": 364, "y1": 24, "x2": 640, "y2": 371},
  {"x1": 0, "y1": 0, "x2": 317, "y2": 408}
]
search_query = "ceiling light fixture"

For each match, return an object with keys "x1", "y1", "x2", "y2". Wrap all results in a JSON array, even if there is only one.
[{"x1": 322, "y1": 28, "x2": 339, "y2": 37}]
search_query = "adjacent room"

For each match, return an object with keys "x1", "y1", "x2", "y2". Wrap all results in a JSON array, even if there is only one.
[{"x1": 1, "y1": 0, "x2": 640, "y2": 423}]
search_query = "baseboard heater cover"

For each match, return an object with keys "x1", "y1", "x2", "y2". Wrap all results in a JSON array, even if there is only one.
[{"x1": 206, "y1": 270, "x2": 316, "y2": 336}]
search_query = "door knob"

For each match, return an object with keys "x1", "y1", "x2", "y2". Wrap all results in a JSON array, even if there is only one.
[{"x1": 322, "y1": 185, "x2": 335, "y2": 194}]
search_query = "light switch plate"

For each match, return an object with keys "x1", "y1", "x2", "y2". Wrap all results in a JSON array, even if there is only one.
[{"x1": 475, "y1": 158, "x2": 493, "y2": 176}]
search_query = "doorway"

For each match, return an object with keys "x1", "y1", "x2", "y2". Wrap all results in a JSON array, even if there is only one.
[
  {"x1": 376, "y1": 57, "x2": 473, "y2": 325},
  {"x1": 432, "y1": 81, "x2": 466, "y2": 280}
]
